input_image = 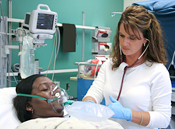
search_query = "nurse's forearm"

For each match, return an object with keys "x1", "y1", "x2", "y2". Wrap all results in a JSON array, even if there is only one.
[
  {"x1": 131, "y1": 110, "x2": 150, "y2": 126},
  {"x1": 82, "y1": 96, "x2": 97, "y2": 103}
]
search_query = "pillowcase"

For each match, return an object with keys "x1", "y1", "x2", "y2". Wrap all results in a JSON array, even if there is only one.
[{"x1": 0, "y1": 87, "x2": 21, "y2": 129}]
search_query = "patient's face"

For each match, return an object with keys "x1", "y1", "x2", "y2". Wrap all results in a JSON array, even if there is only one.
[{"x1": 28, "y1": 76, "x2": 64, "y2": 118}]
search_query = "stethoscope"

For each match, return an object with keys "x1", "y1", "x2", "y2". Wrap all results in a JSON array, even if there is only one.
[{"x1": 117, "y1": 39, "x2": 149, "y2": 101}]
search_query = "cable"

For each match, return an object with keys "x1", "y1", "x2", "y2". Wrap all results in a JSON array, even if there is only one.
[
  {"x1": 43, "y1": 26, "x2": 61, "y2": 73},
  {"x1": 45, "y1": 30, "x2": 57, "y2": 76},
  {"x1": 45, "y1": 29, "x2": 60, "y2": 71},
  {"x1": 51, "y1": 28, "x2": 58, "y2": 80},
  {"x1": 52, "y1": 27, "x2": 60, "y2": 80}
]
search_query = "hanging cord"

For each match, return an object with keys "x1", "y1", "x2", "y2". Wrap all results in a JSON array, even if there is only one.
[
  {"x1": 51, "y1": 28, "x2": 58, "y2": 81},
  {"x1": 43, "y1": 26, "x2": 61, "y2": 75},
  {"x1": 45, "y1": 32, "x2": 56, "y2": 76}
]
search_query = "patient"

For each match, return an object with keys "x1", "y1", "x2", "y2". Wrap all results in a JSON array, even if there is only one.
[
  {"x1": 13, "y1": 74, "x2": 64, "y2": 122},
  {"x1": 13, "y1": 74, "x2": 124, "y2": 129}
]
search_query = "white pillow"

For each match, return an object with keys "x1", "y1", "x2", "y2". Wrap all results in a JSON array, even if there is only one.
[{"x1": 0, "y1": 87, "x2": 21, "y2": 129}]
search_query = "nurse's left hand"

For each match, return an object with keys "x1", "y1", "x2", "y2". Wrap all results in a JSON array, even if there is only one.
[{"x1": 107, "y1": 95, "x2": 132, "y2": 121}]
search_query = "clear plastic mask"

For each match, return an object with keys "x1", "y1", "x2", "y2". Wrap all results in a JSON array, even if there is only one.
[{"x1": 49, "y1": 84, "x2": 64, "y2": 113}]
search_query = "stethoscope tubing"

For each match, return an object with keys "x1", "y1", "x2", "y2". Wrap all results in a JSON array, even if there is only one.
[{"x1": 117, "y1": 59, "x2": 139, "y2": 100}]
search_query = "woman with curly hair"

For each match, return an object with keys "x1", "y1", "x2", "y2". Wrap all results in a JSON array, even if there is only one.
[{"x1": 83, "y1": 5, "x2": 171, "y2": 129}]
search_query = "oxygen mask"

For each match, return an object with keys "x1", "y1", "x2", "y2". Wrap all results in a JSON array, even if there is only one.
[
  {"x1": 49, "y1": 84, "x2": 64, "y2": 114},
  {"x1": 17, "y1": 83, "x2": 68, "y2": 114}
]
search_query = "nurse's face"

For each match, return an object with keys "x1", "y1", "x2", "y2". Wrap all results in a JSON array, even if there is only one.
[
  {"x1": 119, "y1": 23, "x2": 147, "y2": 60},
  {"x1": 27, "y1": 76, "x2": 64, "y2": 118}
]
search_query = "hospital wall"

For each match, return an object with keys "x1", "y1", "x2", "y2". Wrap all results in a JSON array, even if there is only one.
[
  {"x1": 124, "y1": 0, "x2": 145, "y2": 9},
  {"x1": 1, "y1": 0, "x2": 123, "y2": 98}
]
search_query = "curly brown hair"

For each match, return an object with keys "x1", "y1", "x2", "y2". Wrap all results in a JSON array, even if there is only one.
[{"x1": 111, "y1": 5, "x2": 168, "y2": 70}]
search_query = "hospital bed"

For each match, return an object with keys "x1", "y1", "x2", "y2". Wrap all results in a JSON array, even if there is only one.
[{"x1": 0, "y1": 87, "x2": 124, "y2": 129}]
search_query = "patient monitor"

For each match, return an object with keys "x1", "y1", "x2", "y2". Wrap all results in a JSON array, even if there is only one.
[
  {"x1": 29, "y1": 4, "x2": 57, "y2": 34},
  {"x1": 19, "y1": 4, "x2": 58, "y2": 79},
  {"x1": 22, "y1": 4, "x2": 58, "y2": 45}
]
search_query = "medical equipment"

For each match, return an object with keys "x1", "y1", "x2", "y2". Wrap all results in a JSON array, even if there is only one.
[
  {"x1": 22, "y1": 4, "x2": 58, "y2": 46},
  {"x1": 95, "y1": 29, "x2": 111, "y2": 40},
  {"x1": 93, "y1": 27, "x2": 111, "y2": 41},
  {"x1": 19, "y1": 4, "x2": 59, "y2": 79},
  {"x1": 20, "y1": 35, "x2": 35, "y2": 79},
  {"x1": 65, "y1": 101, "x2": 114, "y2": 122},
  {"x1": 79, "y1": 59, "x2": 101, "y2": 77},
  {"x1": 92, "y1": 27, "x2": 112, "y2": 59}
]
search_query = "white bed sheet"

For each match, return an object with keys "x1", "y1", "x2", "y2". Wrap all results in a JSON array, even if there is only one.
[{"x1": 16, "y1": 117, "x2": 124, "y2": 129}]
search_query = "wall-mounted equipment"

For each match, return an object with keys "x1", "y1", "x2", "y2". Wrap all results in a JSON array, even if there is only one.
[
  {"x1": 19, "y1": 4, "x2": 58, "y2": 79},
  {"x1": 22, "y1": 4, "x2": 58, "y2": 46},
  {"x1": 92, "y1": 27, "x2": 112, "y2": 58},
  {"x1": 92, "y1": 27, "x2": 111, "y2": 43},
  {"x1": 110, "y1": 12, "x2": 122, "y2": 17}
]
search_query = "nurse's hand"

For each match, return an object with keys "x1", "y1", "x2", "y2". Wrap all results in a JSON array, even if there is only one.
[{"x1": 107, "y1": 95, "x2": 132, "y2": 121}]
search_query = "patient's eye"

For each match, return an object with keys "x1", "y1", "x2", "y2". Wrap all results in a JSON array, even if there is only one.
[
  {"x1": 42, "y1": 88, "x2": 48, "y2": 91},
  {"x1": 38, "y1": 83, "x2": 49, "y2": 92}
]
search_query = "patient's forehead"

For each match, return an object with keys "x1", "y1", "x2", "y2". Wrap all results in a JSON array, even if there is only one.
[{"x1": 32, "y1": 77, "x2": 53, "y2": 89}]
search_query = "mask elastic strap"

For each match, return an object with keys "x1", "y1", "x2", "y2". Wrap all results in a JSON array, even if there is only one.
[{"x1": 17, "y1": 93, "x2": 58, "y2": 103}]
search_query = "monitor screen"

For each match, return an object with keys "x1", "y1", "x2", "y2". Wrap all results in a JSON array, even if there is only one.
[{"x1": 36, "y1": 13, "x2": 54, "y2": 30}]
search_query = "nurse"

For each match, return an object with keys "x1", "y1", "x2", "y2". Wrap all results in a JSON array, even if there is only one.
[{"x1": 83, "y1": 5, "x2": 172, "y2": 129}]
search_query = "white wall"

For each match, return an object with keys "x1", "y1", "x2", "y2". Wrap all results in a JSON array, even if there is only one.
[{"x1": 124, "y1": 0, "x2": 145, "y2": 10}]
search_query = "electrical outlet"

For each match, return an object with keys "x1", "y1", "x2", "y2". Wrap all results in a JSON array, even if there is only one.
[{"x1": 66, "y1": 83, "x2": 70, "y2": 90}]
